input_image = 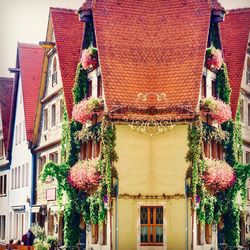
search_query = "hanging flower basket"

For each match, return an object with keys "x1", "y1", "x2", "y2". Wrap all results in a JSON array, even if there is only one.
[
  {"x1": 67, "y1": 158, "x2": 102, "y2": 192},
  {"x1": 203, "y1": 158, "x2": 236, "y2": 194},
  {"x1": 81, "y1": 47, "x2": 98, "y2": 70},
  {"x1": 200, "y1": 97, "x2": 231, "y2": 124},
  {"x1": 205, "y1": 47, "x2": 223, "y2": 70},
  {"x1": 72, "y1": 97, "x2": 104, "y2": 124}
]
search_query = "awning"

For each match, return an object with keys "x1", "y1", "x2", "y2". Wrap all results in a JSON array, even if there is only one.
[
  {"x1": 11, "y1": 205, "x2": 25, "y2": 211},
  {"x1": 31, "y1": 205, "x2": 47, "y2": 213}
]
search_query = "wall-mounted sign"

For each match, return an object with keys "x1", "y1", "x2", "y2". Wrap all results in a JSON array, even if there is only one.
[{"x1": 46, "y1": 188, "x2": 56, "y2": 201}]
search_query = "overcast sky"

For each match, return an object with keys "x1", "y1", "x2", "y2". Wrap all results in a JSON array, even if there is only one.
[{"x1": 0, "y1": 0, "x2": 250, "y2": 77}]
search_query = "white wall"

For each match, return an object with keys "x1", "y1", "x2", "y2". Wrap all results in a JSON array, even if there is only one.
[{"x1": 8, "y1": 75, "x2": 33, "y2": 241}]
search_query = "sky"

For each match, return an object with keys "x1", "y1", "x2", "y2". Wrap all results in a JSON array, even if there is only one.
[{"x1": 0, "y1": 0, "x2": 250, "y2": 77}]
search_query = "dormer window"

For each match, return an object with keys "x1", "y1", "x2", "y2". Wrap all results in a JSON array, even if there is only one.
[
  {"x1": 52, "y1": 57, "x2": 57, "y2": 87},
  {"x1": 97, "y1": 75, "x2": 103, "y2": 98},
  {"x1": 211, "y1": 80, "x2": 218, "y2": 98},
  {"x1": 201, "y1": 75, "x2": 206, "y2": 98},
  {"x1": 87, "y1": 80, "x2": 92, "y2": 98}
]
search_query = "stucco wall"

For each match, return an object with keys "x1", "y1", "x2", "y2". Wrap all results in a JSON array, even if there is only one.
[{"x1": 113, "y1": 124, "x2": 192, "y2": 250}]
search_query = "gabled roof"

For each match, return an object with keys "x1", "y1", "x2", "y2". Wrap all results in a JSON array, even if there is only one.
[
  {"x1": 18, "y1": 43, "x2": 44, "y2": 142},
  {"x1": 0, "y1": 77, "x2": 14, "y2": 152},
  {"x1": 50, "y1": 8, "x2": 84, "y2": 119},
  {"x1": 220, "y1": 8, "x2": 250, "y2": 119},
  {"x1": 85, "y1": 0, "x2": 212, "y2": 119}
]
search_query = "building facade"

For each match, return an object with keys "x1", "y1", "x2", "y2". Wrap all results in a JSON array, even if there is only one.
[
  {"x1": 8, "y1": 43, "x2": 43, "y2": 242},
  {"x1": 0, "y1": 77, "x2": 13, "y2": 244}
]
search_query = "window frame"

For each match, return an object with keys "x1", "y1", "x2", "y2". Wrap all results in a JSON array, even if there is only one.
[
  {"x1": 51, "y1": 104, "x2": 56, "y2": 127},
  {"x1": 140, "y1": 206, "x2": 164, "y2": 246},
  {"x1": 0, "y1": 139, "x2": 4, "y2": 158}
]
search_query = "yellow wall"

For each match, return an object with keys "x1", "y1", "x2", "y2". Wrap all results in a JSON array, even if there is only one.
[{"x1": 114, "y1": 124, "x2": 192, "y2": 250}]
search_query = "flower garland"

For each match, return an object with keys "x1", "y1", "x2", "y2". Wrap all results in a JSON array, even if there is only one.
[
  {"x1": 206, "y1": 46, "x2": 223, "y2": 70},
  {"x1": 203, "y1": 158, "x2": 236, "y2": 193},
  {"x1": 81, "y1": 47, "x2": 98, "y2": 71},
  {"x1": 200, "y1": 97, "x2": 231, "y2": 124},
  {"x1": 72, "y1": 97, "x2": 104, "y2": 124},
  {"x1": 67, "y1": 159, "x2": 102, "y2": 192}
]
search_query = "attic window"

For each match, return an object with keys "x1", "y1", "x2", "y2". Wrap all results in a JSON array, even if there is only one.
[{"x1": 52, "y1": 57, "x2": 57, "y2": 87}]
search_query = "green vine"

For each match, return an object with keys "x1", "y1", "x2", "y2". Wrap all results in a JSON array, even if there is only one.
[
  {"x1": 77, "y1": 123, "x2": 102, "y2": 144},
  {"x1": 217, "y1": 62, "x2": 231, "y2": 105}
]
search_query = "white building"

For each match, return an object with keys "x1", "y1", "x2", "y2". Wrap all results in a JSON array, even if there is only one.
[
  {"x1": 0, "y1": 77, "x2": 13, "y2": 244},
  {"x1": 8, "y1": 43, "x2": 43, "y2": 242}
]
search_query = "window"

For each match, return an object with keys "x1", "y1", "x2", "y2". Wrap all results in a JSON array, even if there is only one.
[
  {"x1": 44, "y1": 109, "x2": 48, "y2": 130},
  {"x1": 11, "y1": 169, "x2": 14, "y2": 190},
  {"x1": 247, "y1": 57, "x2": 250, "y2": 85},
  {"x1": 14, "y1": 168, "x2": 17, "y2": 189},
  {"x1": 91, "y1": 224, "x2": 99, "y2": 244},
  {"x1": 60, "y1": 99, "x2": 64, "y2": 123},
  {"x1": 15, "y1": 124, "x2": 18, "y2": 145},
  {"x1": 102, "y1": 220, "x2": 107, "y2": 245},
  {"x1": 246, "y1": 152, "x2": 250, "y2": 164},
  {"x1": 38, "y1": 156, "x2": 46, "y2": 178},
  {"x1": 19, "y1": 122, "x2": 22, "y2": 143},
  {"x1": 0, "y1": 175, "x2": 7, "y2": 196},
  {"x1": 204, "y1": 140, "x2": 223, "y2": 160},
  {"x1": 52, "y1": 57, "x2": 57, "y2": 87},
  {"x1": 25, "y1": 163, "x2": 29, "y2": 187},
  {"x1": 248, "y1": 104, "x2": 250, "y2": 126},
  {"x1": 0, "y1": 139, "x2": 3, "y2": 158},
  {"x1": 140, "y1": 206, "x2": 163, "y2": 245},
  {"x1": 18, "y1": 166, "x2": 21, "y2": 188},
  {"x1": 240, "y1": 100, "x2": 244, "y2": 123},
  {"x1": 97, "y1": 75, "x2": 103, "y2": 98},
  {"x1": 51, "y1": 104, "x2": 56, "y2": 127},
  {"x1": 205, "y1": 224, "x2": 212, "y2": 244},
  {"x1": 49, "y1": 152, "x2": 58, "y2": 163},
  {"x1": 22, "y1": 164, "x2": 25, "y2": 187},
  {"x1": 87, "y1": 80, "x2": 92, "y2": 98},
  {"x1": 197, "y1": 222, "x2": 202, "y2": 245},
  {"x1": 201, "y1": 76, "x2": 206, "y2": 98},
  {"x1": 211, "y1": 80, "x2": 217, "y2": 98},
  {"x1": 0, "y1": 215, "x2": 6, "y2": 240}
]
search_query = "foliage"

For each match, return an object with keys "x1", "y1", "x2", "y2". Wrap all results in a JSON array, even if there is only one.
[
  {"x1": 72, "y1": 63, "x2": 87, "y2": 104},
  {"x1": 200, "y1": 97, "x2": 231, "y2": 124},
  {"x1": 217, "y1": 62, "x2": 231, "y2": 104},
  {"x1": 206, "y1": 46, "x2": 223, "y2": 70},
  {"x1": 77, "y1": 122, "x2": 101, "y2": 143},
  {"x1": 67, "y1": 159, "x2": 102, "y2": 191},
  {"x1": 210, "y1": 23, "x2": 221, "y2": 49},
  {"x1": 31, "y1": 224, "x2": 46, "y2": 242},
  {"x1": 46, "y1": 236, "x2": 58, "y2": 247},
  {"x1": 34, "y1": 240, "x2": 50, "y2": 250},
  {"x1": 202, "y1": 123, "x2": 228, "y2": 142},
  {"x1": 81, "y1": 47, "x2": 98, "y2": 70},
  {"x1": 203, "y1": 158, "x2": 236, "y2": 193}
]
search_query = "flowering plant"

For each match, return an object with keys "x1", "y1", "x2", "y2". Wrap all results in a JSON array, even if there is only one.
[
  {"x1": 206, "y1": 47, "x2": 223, "y2": 70},
  {"x1": 200, "y1": 97, "x2": 231, "y2": 124},
  {"x1": 72, "y1": 97, "x2": 104, "y2": 124},
  {"x1": 203, "y1": 158, "x2": 236, "y2": 193},
  {"x1": 67, "y1": 159, "x2": 102, "y2": 191},
  {"x1": 81, "y1": 47, "x2": 98, "y2": 70}
]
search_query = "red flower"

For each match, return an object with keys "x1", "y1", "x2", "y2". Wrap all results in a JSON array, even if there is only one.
[
  {"x1": 206, "y1": 47, "x2": 223, "y2": 70},
  {"x1": 81, "y1": 47, "x2": 98, "y2": 70}
]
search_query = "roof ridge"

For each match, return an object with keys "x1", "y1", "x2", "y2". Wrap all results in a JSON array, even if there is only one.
[
  {"x1": 50, "y1": 7, "x2": 77, "y2": 13},
  {"x1": 227, "y1": 8, "x2": 250, "y2": 14}
]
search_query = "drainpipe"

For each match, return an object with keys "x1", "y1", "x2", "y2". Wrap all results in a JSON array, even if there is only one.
[
  {"x1": 115, "y1": 177, "x2": 119, "y2": 250},
  {"x1": 30, "y1": 147, "x2": 37, "y2": 225},
  {"x1": 185, "y1": 179, "x2": 189, "y2": 250}
]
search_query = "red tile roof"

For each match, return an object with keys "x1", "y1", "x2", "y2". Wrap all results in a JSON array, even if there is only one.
[
  {"x1": 18, "y1": 43, "x2": 44, "y2": 141},
  {"x1": 50, "y1": 8, "x2": 84, "y2": 119},
  {"x1": 89, "y1": 0, "x2": 212, "y2": 118},
  {"x1": 220, "y1": 8, "x2": 250, "y2": 119},
  {"x1": 0, "y1": 77, "x2": 14, "y2": 152}
]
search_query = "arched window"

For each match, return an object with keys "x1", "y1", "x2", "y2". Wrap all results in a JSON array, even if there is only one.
[{"x1": 52, "y1": 57, "x2": 57, "y2": 86}]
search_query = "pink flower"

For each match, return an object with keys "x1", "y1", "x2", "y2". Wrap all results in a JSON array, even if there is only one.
[
  {"x1": 81, "y1": 47, "x2": 98, "y2": 70},
  {"x1": 206, "y1": 47, "x2": 223, "y2": 70},
  {"x1": 203, "y1": 158, "x2": 236, "y2": 193},
  {"x1": 67, "y1": 159, "x2": 102, "y2": 191},
  {"x1": 200, "y1": 97, "x2": 231, "y2": 124},
  {"x1": 72, "y1": 98, "x2": 104, "y2": 124}
]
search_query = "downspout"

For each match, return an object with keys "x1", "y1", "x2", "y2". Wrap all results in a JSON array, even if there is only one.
[
  {"x1": 115, "y1": 177, "x2": 119, "y2": 250},
  {"x1": 30, "y1": 146, "x2": 37, "y2": 225},
  {"x1": 185, "y1": 179, "x2": 189, "y2": 250}
]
